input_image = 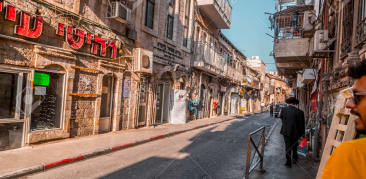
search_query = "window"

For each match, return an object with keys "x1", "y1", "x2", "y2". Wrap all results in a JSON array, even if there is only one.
[
  {"x1": 183, "y1": 0, "x2": 191, "y2": 47},
  {"x1": 145, "y1": 0, "x2": 155, "y2": 29},
  {"x1": 0, "y1": 70, "x2": 28, "y2": 151},
  {"x1": 31, "y1": 71, "x2": 65, "y2": 131},
  {"x1": 167, "y1": 0, "x2": 175, "y2": 39}
]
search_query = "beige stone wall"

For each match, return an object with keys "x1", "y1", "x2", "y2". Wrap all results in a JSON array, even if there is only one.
[{"x1": 0, "y1": 0, "x2": 131, "y2": 144}]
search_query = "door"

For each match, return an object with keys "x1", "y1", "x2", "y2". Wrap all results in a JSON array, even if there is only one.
[
  {"x1": 99, "y1": 75, "x2": 113, "y2": 133},
  {"x1": 0, "y1": 70, "x2": 27, "y2": 151},
  {"x1": 155, "y1": 83, "x2": 171, "y2": 124},
  {"x1": 138, "y1": 82, "x2": 148, "y2": 126},
  {"x1": 197, "y1": 85, "x2": 206, "y2": 119}
]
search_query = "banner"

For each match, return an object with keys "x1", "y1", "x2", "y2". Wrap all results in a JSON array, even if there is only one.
[
  {"x1": 311, "y1": 91, "x2": 318, "y2": 112},
  {"x1": 170, "y1": 90, "x2": 187, "y2": 124},
  {"x1": 297, "y1": 138, "x2": 307, "y2": 156}
]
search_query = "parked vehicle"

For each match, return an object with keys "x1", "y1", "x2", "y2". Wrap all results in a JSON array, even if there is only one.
[{"x1": 273, "y1": 103, "x2": 288, "y2": 117}]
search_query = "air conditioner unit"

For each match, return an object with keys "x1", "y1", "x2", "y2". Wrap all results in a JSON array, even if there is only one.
[
  {"x1": 314, "y1": 30, "x2": 329, "y2": 51},
  {"x1": 303, "y1": 10, "x2": 316, "y2": 31},
  {"x1": 301, "y1": 69, "x2": 316, "y2": 84},
  {"x1": 132, "y1": 48, "x2": 153, "y2": 74},
  {"x1": 107, "y1": 2, "x2": 131, "y2": 24}
]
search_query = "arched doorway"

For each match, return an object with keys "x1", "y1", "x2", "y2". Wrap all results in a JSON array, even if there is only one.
[
  {"x1": 156, "y1": 72, "x2": 173, "y2": 124},
  {"x1": 99, "y1": 74, "x2": 115, "y2": 133}
]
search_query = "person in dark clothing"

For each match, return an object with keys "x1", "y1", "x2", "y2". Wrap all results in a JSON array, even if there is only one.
[
  {"x1": 279, "y1": 97, "x2": 305, "y2": 168},
  {"x1": 270, "y1": 103, "x2": 274, "y2": 116}
]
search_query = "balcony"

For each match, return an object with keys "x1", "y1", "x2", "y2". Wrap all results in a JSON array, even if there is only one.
[
  {"x1": 194, "y1": 42, "x2": 226, "y2": 76},
  {"x1": 272, "y1": 7, "x2": 313, "y2": 77},
  {"x1": 227, "y1": 66, "x2": 241, "y2": 82},
  {"x1": 197, "y1": 0, "x2": 232, "y2": 29}
]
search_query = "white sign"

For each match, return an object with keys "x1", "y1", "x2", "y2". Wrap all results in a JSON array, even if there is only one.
[
  {"x1": 34, "y1": 86, "x2": 46, "y2": 96},
  {"x1": 171, "y1": 90, "x2": 187, "y2": 124}
]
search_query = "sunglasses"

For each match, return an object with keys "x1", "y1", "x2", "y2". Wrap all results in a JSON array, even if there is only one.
[{"x1": 351, "y1": 91, "x2": 366, "y2": 105}]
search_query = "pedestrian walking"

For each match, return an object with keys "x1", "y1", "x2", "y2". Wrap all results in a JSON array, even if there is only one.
[
  {"x1": 321, "y1": 60, "x2": 366, "y2": 179},
  {"x1": 270, "y1": 103, "x2": 274, "y2": 116},
  {"x1": 261, "y1": 102, "x2": 265, "y2": 111},
  {"x1": 279, "y1": 97, "x2": 305, "y2": 168}
]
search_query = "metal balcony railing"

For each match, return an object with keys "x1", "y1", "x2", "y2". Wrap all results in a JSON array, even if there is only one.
[
  {"x1": 195, "y1": 42, "x2": 226, "y2": 74},
  {"x1": 274, "y1": 13, "x2": 304, "y2": 39},
  {"x1": 355, "y1": 17, "x2": 366, "y2": 48},
  {"x1": 214, "y1": 0, "x2": 232, "y2": 25}
]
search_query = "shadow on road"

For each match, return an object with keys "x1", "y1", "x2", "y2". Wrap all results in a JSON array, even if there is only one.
[{"x1": 99, "y1": 113, "x2": 283, "y2": 179}]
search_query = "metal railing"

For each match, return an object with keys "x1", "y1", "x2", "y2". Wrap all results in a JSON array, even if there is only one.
[
  {"x1": 213, "y1": 0, "x2": 232, "y2": 25},
  {"x1": 244, "y1": 127, "x2": 265, "y2": 179},
  {"x1": 274, "y1": 14, "x2": 304, "y2": 39},
  {"x1": 356, "y1": 17, "x2": 366, "y2": 47},
  {"x1": 195, "y1": 42, "x2": 226, "y2": 73}
]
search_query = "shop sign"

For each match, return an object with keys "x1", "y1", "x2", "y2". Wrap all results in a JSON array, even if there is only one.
[
  {"x1": 311, "y1": 91, "x2": 318, "y2": 112},
  {"x1": 2, "y1": 5, "x2": 117, "y2": 59},
  {"x1": 34, "y1": 72, "x2": 50, "y2": 86},
  {"x1": 220, "y1": 86, "x2": 226, "y2": 92},
  {"x1": 122, "y1": 79, "x2": 131, "y2": 98},
  {"x1": 34, "y1": 86, "x2": 46, "y2": 95}
]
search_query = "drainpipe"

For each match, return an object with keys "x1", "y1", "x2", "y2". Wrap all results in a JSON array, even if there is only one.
[
  {"x1": 199, "y1": 71, "x2": 202, "y2": 98},
  {"x1": 313, "y1": 91, "x2": 322, "y2": 161}
]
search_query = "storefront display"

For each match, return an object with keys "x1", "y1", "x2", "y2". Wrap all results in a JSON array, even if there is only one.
[
  {"x1": 0, "y1": 70, "x2": 28, "y2": 151},
  {"x1": 31, "y1": 72, "x2": 64, "y2": 131}
]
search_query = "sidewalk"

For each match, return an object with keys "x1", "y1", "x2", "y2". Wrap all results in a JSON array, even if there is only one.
[
  {"x1": 0, "y1": 114, "x2": 242, "y2": 178},
  {"x1": 251, "y1": 121, "x2": 319, "y2": 179}
]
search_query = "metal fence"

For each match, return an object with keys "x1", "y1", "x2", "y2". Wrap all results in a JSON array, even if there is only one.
[
  {"x1": 195, "y1": 41, "x2": 226, "y2": 71},
  {"x1": 274, "y1": 13, "x2": 304, "y2": 39},
  {"x1": 244, "y1": 127, "x2": 265, "y2": 179}
]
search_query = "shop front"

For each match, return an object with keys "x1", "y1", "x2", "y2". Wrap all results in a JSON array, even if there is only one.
[{"x1": 0, "y1": 66, "x2": 66, "y2": 151}]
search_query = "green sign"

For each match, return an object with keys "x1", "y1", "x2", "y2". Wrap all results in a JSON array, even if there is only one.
[{"x1": 34, "y1": 72, "x2": 50, "y2": 86}]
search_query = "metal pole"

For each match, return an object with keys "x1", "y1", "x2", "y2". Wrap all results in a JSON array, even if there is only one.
[
  {"x1": 260, "y1": 127, "x2": 265, "y2": 170},
  {"x1": 313, "y1": 92, "x2": 322, "y2": 161},
  {"x1": 245, "y1": 135, "x2": 251, "y2": 179},
  {"x1": 199, "y1": 71, "x2": 202, "y2": 98}
]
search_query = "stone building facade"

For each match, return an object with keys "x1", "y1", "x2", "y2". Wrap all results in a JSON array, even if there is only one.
[
  {"x1": 0, "y1": 0, "x2": 273, "y2": 151},
  {"x1": 0, "y1": 0, "x2": 137, "y2": 151}
]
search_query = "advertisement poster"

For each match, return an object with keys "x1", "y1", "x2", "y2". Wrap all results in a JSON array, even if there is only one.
[
  {"x1": 311, "y1": 91, "x2": 318, "y2": 112},
  {"x1": 297, "y1": 138, "x2": 307, "y2": 156},
  {"x1": 122, "y1": 79, "x2": 131, "y2": 98}
]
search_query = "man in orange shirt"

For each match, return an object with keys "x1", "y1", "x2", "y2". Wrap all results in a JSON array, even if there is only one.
[{"x1": 321, "y1": 60, "x2": 366, "y2": 179}]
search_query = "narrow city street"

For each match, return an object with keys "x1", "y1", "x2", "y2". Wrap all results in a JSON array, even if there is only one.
[{"x1": 27, "y1": 112, "x2": 278, "y2": 179}]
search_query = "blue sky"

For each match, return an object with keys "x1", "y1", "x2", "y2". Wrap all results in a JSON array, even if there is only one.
[{"x1": 222, "y1": 0, "x2": 276, "y2": 72}]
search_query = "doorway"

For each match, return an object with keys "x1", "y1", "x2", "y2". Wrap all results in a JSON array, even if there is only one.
[
  {"x1": 138, "y1": 80, "x2": 148, "y2": 126},
  {"x1": 99, "y1": 74, "x2": 114, "y2": 133},
  {"x1": 155, "y1": 72, "x2": 173, "y2": 124},
  {"x1": 155, "y1": 83, "x2": 172, "y2": 124}
]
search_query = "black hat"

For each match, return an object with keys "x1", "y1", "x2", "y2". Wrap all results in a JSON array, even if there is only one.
[{"x1": 285, "y1": 97, "x2": 299, "y2": 104}]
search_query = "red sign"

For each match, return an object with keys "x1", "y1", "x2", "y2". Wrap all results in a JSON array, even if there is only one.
[
  {"x1": 311, "y1": 91, "x2": 318, "y2": 112},
  {"x1": 2, "y1": 5, "x2": 117, "y2": 59},
  {"x1": 15, "y1": 11, "x2": 43, "y2": 38}
]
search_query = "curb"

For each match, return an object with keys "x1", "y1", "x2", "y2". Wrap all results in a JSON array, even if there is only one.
[{"x1": 0, "y1": 117, "x2": 237, "y2": 178}]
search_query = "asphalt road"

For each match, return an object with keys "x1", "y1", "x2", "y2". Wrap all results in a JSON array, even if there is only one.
[{"x1": 27, "y1": 112, "x2": 279, "y2": 179}]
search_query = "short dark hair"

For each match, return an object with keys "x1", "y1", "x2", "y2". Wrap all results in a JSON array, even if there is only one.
[{"x1": 348, "y1": 59, "x2": 366, "y2": 79}]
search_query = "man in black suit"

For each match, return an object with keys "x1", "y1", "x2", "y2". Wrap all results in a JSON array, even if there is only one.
[
  {"x1": 270, "y1": 103, "x2": 274, "y2": 116},
  {"x1": 279, "y1": 97, "x2": 305, "y2": 168}
]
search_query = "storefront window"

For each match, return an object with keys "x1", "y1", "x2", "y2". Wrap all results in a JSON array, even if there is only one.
[
  {"x1": 31, "y1": 72, "x2": 64, "y2": 131},
  {"x1": 0, "y1": 73, "x2": 18, "y2": 119},
  {"x1": 0, "y1": 70, "x2": 28, "y2": 151},
  {"x1": 0, "y1": 123, "x2": 23, "y2": 151}
]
